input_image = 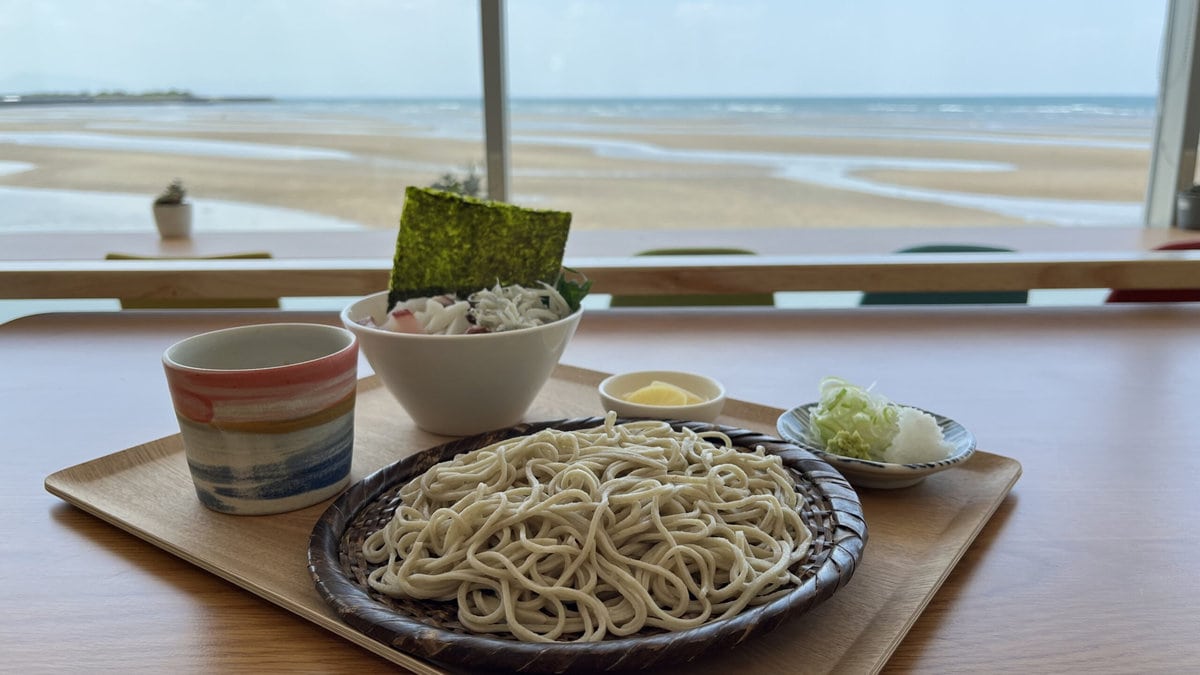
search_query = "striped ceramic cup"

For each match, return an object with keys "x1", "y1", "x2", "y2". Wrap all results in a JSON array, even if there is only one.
[{"x1": 163, "y1": 323, "x2": 358, "y2": 515}]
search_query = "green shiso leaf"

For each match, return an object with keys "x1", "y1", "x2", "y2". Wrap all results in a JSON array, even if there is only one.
[
  {"x1": 554, "y1": 266, "x2": 593, "y2": 313},
  {"x1": 389, "y1": 187, "x2": 573, "y2": 307}
]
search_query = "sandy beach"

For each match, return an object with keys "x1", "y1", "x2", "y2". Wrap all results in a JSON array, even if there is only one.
[{"x1": 0, "y1": 102, "x2": 1151, "y2": 233}]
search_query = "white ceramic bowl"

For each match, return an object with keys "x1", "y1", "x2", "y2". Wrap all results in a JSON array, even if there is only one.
[
  {"x1": 342, "y1": 290, "x2": 582, "y2": 436},
  {"x1": 776, "y1": 403, "x2": 976, "y2": 489},
  {"x1": 598, "y1": 370, "x2": 726, "y2": 423}
]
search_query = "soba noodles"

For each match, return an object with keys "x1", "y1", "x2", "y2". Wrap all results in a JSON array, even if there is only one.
[{"x1": 362, "y1": 414, "x2": 812, "y2": 643}]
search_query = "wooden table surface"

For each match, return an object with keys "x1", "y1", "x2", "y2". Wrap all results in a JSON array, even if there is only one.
[{"x1": 4, "y1": 305, "x2": 1199, "y2": 673}]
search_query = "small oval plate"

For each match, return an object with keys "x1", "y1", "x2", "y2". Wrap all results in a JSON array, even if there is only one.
[{"x1": 777, "y1": 403, "x2": 976, "y2": 489}]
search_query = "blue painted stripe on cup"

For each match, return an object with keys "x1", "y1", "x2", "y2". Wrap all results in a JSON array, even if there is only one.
[
  {"x1": 194, "y1": 487, "x2": 233, "y2": 513},
  {"x1": 187, "y1": 414, "x2": 354, "y2": 502},
  {"x1": 219, "y1": 434, "x2": 353, "y2": 500}
]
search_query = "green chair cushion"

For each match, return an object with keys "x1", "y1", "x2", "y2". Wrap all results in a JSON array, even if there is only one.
[{"x1": 860, "y1": 244, "x2": 1028, "y2": 305}]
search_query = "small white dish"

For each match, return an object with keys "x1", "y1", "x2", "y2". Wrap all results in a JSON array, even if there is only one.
[
  {"x1": 776, "y1": 403, "x2": 976, "y2": 489},
  {"x1": 599, "y1": 370, "x2": 726, "y2": 423}
]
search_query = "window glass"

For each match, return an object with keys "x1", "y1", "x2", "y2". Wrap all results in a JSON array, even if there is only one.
[
  {"x1": 0, "y1": 0, "x2": 482, "y2": 235},
  {"x1": 505, "y1": 0, "x2": 1167, "y2": 239}
]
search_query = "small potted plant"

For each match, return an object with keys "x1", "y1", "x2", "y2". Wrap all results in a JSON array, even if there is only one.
[
  {"x1": 153, "y1": 179, "x2": 192, "y2": 238},
  {"x1": 1177, "y1": 184, "x2": 1200, "y2": 230}
]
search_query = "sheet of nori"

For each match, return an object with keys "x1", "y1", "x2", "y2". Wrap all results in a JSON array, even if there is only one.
[{"x1": 388, "y1": 187, "x2": 572, "y2": 308}]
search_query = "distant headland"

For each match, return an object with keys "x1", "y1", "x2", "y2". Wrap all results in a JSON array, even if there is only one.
[{"x1": 0, "y1": 89, "x2": 273, "y2": 106}]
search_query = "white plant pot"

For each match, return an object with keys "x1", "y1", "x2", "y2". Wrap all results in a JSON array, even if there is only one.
[
  {"x1": 1177, "y1": 191, "x2": 1200, "y2": 230},
  {"x1": 153, "y1": 202, "x2": 193, "y2": 239}
]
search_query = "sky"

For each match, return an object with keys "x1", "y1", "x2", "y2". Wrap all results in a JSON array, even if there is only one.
[{"x1": 0, "y1": 0, "x2": 1171, "y2": 99}]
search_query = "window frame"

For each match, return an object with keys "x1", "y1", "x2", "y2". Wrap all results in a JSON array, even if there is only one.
[{"x1": 1147, "y1": 0, "x2": 1200, "y2": 227}]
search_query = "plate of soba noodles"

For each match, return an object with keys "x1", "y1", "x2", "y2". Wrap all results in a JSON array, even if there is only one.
[{"x1": 308, "y1": 414, "x2": 867, "y2": 674}]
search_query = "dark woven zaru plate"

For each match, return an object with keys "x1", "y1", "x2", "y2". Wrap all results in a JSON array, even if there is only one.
[{"x1": 308, "y1": 417, "x2": 867, "y2": 674}]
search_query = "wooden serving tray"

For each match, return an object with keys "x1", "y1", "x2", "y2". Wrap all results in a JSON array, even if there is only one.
[{"x1": 45, "y1": 365, "x2": 1021, "y2": 675}]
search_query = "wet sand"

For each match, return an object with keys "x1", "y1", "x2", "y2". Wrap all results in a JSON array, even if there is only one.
[{"x1": 0, "y1": 109, "x2": 1151, "y2": 231}]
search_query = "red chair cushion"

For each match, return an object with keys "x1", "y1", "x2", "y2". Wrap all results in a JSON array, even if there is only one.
[{"x1": 1105, "y1": 239, "x2": 1200, "y2": 303}]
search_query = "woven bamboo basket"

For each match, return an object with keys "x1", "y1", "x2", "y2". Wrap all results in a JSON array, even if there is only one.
[{"x1": 308, "y1": 417, "x2": 867, "y2": 673}]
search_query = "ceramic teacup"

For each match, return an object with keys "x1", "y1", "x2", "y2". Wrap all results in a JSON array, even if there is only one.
[{"x1": 162, "y1": 323, "x2": 358, "y2": 515}]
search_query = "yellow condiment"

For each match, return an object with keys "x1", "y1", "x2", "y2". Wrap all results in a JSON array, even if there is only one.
[{"x1": 622, "y1": 381, "x2": 706, "y2": 406}]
